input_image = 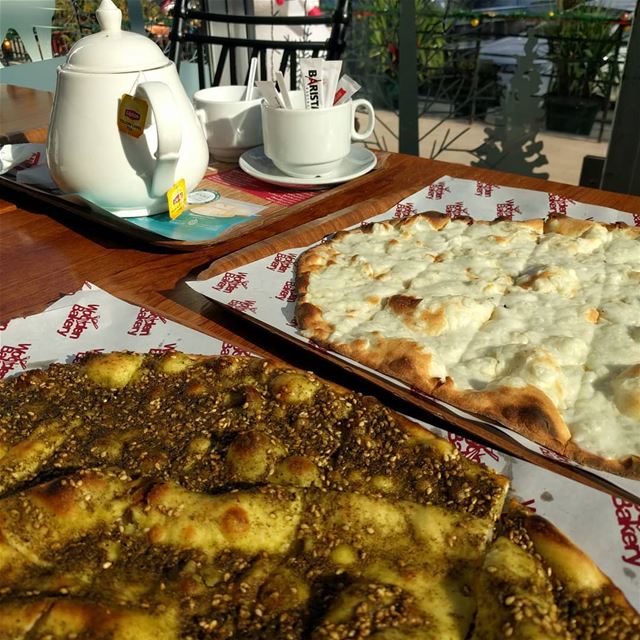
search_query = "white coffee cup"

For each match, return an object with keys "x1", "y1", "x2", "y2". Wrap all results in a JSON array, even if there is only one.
[
  {"x1": 193, "y1": 85, "x2": 263, "y2": 162},
  {"x1": 261, "y1": 91, "x2": 375, "y2": 178}
]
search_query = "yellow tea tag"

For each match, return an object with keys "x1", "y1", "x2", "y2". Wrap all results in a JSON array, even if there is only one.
[
  {"x1": 117, "y1": 94, "x2": 149, "y2": 138},
  {"x1": 167, "y1": 178, "x2": 188, "y2": 219}
]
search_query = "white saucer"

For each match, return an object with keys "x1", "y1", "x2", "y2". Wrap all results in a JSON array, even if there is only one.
[{"x1": 238, "y1": 145, "x2": 377, "y2": 189}]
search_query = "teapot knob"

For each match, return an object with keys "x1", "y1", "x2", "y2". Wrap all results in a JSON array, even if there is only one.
[{"x1": 96, "y1": 0, "x2": 122, "y2": 33}]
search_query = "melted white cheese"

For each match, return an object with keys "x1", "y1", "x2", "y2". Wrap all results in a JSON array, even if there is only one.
[{"x1": 303, "y1": 218, "x2": 640, "y2": 460}]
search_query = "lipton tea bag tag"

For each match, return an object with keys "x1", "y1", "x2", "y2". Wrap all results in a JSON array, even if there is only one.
[
  {"x1": 167, "y1": 178, "x2": 187, "y2": 219},
  {"x1": 117, "y1": 93, "x2": 149, "y2": 138}
]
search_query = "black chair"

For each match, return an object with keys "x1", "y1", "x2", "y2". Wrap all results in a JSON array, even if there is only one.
[{"x1": 167, "y1": 0, "x2": 351, "y2": 91}]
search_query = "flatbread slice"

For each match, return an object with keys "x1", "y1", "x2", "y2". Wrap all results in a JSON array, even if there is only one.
[
  {"x1": 0, "y1": 352, "x2": 509, "y2": 525},
  {"x1": 0, "y1": 352, "x2": 636, "y2": 638},
  {"x1": 472, "y1": 501, "x2": 640, "y2": 639},
  {"x1": 295, "y1": 213, "x2": 640, "y2": 478},
  {"x1": 0, "y1": 470, "x2": 496, "y2": 639}
]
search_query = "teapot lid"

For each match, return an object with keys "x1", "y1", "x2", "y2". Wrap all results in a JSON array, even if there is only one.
[{"x1": 64, "y1": 0, "x2": 170, "y2": 73}]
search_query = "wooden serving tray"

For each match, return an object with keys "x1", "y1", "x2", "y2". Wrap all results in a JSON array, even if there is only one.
[
  {"x1": 0, "y1": 138, "x2": 391, "y2": 252},
  {"x1": 197, "y1": 195, "x2": 639, "y2": 503}
]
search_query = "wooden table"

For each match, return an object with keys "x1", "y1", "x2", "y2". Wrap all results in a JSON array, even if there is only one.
[
  {"x1": 2, "y1": 85, "x2": 640, "y2": 497},
  {"x1": 0, "y1": 84, "x2": 52, "y2": 144}
]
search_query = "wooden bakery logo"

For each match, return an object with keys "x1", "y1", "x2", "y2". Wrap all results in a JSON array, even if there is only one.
[
  {"x1": 220, "y1": 342, "x2": 252, "y2": 356},
  {"x1": 275, "y1": 279, "x2": 297, "y2": 303},
  {"x1": 16, "y1": 151, "x2": 41, "y2": 170},
  {"x1": 611, "y1": 496, "x2": 640, "y2": 567},
  {"x1": 213, "y1": 271, "x2": 249, "y2": 294},
  {"x1": 425, "y1": 181, "x2": 450, "y2": 200},
  {"x1": 520, "y1": 498, "x2": 537, "y2": 512},
  {"x1": 394, "y1": 202, "x2": 417, "y2": 219},
  {"x1": 445, "y1": 202, "x2": 469, "y2": 219},
  {"x1": 57, "y1": 303, "x2": 100, "y2": 339},
  {"x1": 496, "y1": 199, "x2": 521, "y2": 220},
  {"x1": 0, "y1": 343, "x2": 31, "y2": 379},
  {"x1": 548, "y1": 193, "x2": 575, "y2": 215},
  {"x1": 538, "y1": 445, "x2": 570, "y2": 463},
  {"x1": 266, "y1": 252, "x2": 297, "y2": 273},
  {"x1": 228, "y1": 299, "x2": 258, "y2": 314},
  {"x1": 474, "y1": 181, "x2": 500, "y2": 197},
  {"x1": 149, "y1": 343, "x2": 177, "y2": 355},
  {"x1": 127, "y1": 307, "x2": 167, "y2": 336},
  {"x1": 447, "y1": 433, "x2": 500, "y2": 464}
]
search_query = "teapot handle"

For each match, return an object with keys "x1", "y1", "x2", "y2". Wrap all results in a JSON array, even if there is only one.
[{"x1": 134, "y1": 81, "x2": 182, "y2": 198}]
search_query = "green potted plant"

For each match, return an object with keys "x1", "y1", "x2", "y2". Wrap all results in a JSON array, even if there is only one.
[
  {"x1": 355, "y1": 0, "x2": 448, "y2": 110},
  {"x1": 542, "y1": 2, "x2": 621, "y2": 135}
]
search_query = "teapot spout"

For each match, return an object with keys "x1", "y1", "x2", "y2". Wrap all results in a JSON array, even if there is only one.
[{"x1": 96, "y1": 0, "x2": 122, "y2": 33}]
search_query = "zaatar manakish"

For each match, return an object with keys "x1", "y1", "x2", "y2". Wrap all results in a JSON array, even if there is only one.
[{"x1": 0, "y1": 352, "x2": 637, "y2": 639}]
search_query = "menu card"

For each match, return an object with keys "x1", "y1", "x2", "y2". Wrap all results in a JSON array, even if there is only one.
[
  {"x1": 1, "y1": 283, "x2": 637, "y2": 609},
  {"x1": 188, "y1": 175, "x2": 640, "y2": 500}
]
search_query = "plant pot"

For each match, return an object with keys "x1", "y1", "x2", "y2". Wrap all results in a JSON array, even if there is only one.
[{"x1": 545, "y1": 95, "x2": 601, "y2": 136}]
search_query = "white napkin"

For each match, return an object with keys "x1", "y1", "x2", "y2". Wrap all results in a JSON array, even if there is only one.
[
  {"x1": 0, "y1": 143, "x2": 47, "y2": 174},
  {"x1": 0, "y1": 143, "x2": 58, "y2": 190}
]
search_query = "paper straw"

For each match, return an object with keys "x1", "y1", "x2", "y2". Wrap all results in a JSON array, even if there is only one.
[
  {"x1": 244, "y1": 56, "x2": 258, "y2": 101},
  {"x1": 275, "y1": 70, "x2": 293, "y2": 109}
]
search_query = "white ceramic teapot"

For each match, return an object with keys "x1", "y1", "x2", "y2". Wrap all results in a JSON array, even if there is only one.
[{"x1": 47, "y1": 0, "x2": 209, "y2": 217}]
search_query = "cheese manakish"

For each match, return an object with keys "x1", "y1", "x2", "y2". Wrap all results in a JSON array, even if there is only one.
[{"x1": 296, "y1": 214, "x2": 640, "y2": 478}]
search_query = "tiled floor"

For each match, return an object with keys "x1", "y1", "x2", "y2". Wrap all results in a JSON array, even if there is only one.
[{"x1": 367, "y1": 109, "x2": 609, "y2": 186}]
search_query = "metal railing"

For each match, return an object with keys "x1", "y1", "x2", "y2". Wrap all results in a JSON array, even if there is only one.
[
  {"x1": 343, "y1": 2, "x2": 630, "y2": 152},
  {"x1": 1, "y1": 0, "x2": 630, "y2": 152}
]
